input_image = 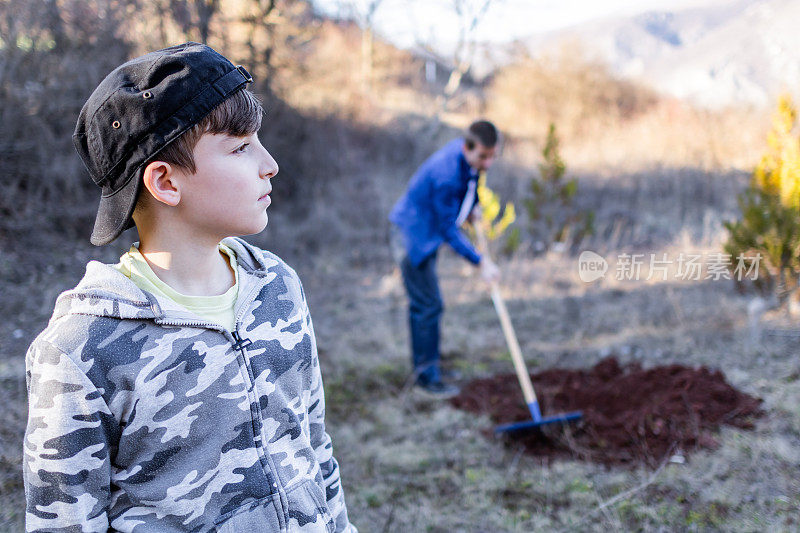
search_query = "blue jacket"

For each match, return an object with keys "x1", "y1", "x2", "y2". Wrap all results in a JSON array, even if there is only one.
[{"x1": 389, "y1": 138, "x2": 481, "y2": 267}]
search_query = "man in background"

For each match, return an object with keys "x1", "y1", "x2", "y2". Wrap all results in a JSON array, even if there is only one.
[{"x1": 390, "y1": 120, "x2": 501, "y2": 398}]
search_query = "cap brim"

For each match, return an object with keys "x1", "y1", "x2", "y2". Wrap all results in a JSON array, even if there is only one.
[{"x1": 90, "y1": 176, "x2": 141, "y2": 246}]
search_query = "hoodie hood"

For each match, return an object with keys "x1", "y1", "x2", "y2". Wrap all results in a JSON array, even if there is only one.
[{"x1": 50, "y1": 237, "x2": 274, "y2": 324}]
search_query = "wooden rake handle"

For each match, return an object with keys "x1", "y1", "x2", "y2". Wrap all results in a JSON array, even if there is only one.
[{"x1": 474, "y1": 224, "x2": 539, "y2": 412}]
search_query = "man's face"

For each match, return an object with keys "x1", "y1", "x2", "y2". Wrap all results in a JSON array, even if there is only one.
[
  {"x1": 176, "y1": 132, "x2": 278, "y2": 239},
  {"x1": 463, "y1": 141, "x2": 497, "y2": 172}
]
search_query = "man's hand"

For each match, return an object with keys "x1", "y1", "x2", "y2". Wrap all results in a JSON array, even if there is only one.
[{"x1": 480, "y1": 257, "x2": 500, "y2": 283}]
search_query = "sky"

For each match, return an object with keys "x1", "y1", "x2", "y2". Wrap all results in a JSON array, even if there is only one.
[{"x1": 312, "y1": 0, "x2": 722, "y2": 53}]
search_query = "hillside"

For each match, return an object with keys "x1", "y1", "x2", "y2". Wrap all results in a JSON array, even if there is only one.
[{"x1": 520, "y1": 0, "x2": 800, "y2": 107}]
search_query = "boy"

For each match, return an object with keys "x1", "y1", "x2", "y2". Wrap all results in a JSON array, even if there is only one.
[
  {"x1": 23, "y1": 43, "x2": 356, "y2": 532},
  {"x1": 389, "y1": 121, "x2": 500, "y2": 398}
]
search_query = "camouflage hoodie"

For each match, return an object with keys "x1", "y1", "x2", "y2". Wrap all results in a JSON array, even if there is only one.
[{"x1": 23, "y1": 237, "x2": 356, "y2": 533}]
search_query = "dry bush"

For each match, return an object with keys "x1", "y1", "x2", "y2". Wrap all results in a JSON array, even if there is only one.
[
  {"x1": 125, "y1": 1, "x2": 424, "y2": 119},
  {"x1": 274, "y1": 19, "x2": 369, "y2": 115},
  {"x1": 560, "y1": 98, "x2": 767, "y2": 172},
  {"x1": 487, "y1": 42, "x2": 659, "y2": 141},
  {"x1": 272, "y1": 17, "x2": 433, "y2": 121},
  {"x1": 486, "y1": 42, "x2": 767, "y2": 173},
  {"x1": 124, "y1": 0, "x2": 320, "y2": 90},
  {"x1": 0, "y1": 0, "x2": 134, "y2": 236}
]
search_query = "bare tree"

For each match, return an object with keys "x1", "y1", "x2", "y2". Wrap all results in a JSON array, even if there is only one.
[
  {"x1": 413, "y1": 0, "x2": 497, "y2": 112},
  {"x1": 0, "y1": 0, "x2": 133, "y2": 231},
  {"x1": 194, "y1": 0, "x2": 219, "y2": 43},
  {"x1": 338, "y1": 0, "x2": 386, "y2": 93},
  {"x1": 153, "y1": 0, "x2": 171, "y2": 46},
  {"x1": 442, "y1": 0, "x2": 492, "y2": 101},
  {"x1": 240, "y1": 0, "x2": 281, "y2": 96},
  {"x1": 169, "y1": 0, "x2": 220, "y2": 43}
]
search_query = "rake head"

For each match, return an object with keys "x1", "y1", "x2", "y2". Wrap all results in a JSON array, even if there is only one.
[{"x1": 494, "y1": 401, "x2": 583, "y2": 434}]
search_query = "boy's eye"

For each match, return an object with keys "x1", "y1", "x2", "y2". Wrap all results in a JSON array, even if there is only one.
[{"x1": 233, "y1": 143, "x2": 249, "y2": 154}]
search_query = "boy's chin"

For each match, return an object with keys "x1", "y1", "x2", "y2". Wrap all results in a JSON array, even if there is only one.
[
  {"x1": 239, "y1": 217, "x2": 269, "y2": 236},
  {"x1": 217, "y1": 214, "x2": 269, "y2": 240}
]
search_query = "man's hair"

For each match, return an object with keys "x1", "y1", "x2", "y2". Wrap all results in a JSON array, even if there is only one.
[
  {"x1": 154, "y1": 88, "x2": 263, "y2": 173},
  {"x1": 465, "y1": 120, "x2": 498, "y2": 149}
]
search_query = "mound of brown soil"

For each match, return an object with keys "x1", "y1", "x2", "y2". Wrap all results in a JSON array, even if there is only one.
[{"x1": 450, "y1": 357, "x2": 763, "y2": 467}]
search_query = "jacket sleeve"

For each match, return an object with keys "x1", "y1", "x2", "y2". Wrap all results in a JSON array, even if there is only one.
[
  {"x1": 433, "y1": 175, "x2": 482, "y2": 265},
  {"x1": 24, "y1": 339, "x2": 114, "y2": 533},
  {"x1": 303, "y1": 294, "x2": 357, "y2": 533}
]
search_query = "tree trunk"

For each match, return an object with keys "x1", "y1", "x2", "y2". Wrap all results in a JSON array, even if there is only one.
[{"x1": 361, "y1": 26, "x2": 373, "y2": 93}]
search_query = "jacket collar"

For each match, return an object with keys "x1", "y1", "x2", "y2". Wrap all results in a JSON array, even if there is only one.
[{"x1": 51, "y1": 237, "x2": 273, "y2": 323}]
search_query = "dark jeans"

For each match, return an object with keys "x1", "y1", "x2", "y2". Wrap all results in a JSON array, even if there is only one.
[{"x1": 400, "y1": 251, "x2": 444, "y2": 385}]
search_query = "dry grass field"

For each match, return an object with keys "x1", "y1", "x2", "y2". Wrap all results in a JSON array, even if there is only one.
[{"x1": 3, "y1": 104, "x2": 798, "y2": 532}]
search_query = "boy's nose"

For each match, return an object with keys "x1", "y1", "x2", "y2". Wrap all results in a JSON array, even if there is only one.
[{"x1": 260, "y1": 149, "x2": 279, "y2": 180}]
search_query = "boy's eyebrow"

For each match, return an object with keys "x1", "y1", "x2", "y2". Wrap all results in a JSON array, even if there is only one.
[{"x1": 221, "y1": 133, "x2": 249, "y2": 144}]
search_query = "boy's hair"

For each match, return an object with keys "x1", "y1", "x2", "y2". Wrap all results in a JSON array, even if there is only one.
[
  {"x1": 155, "y1": 88, "x2": 263, "y2": 174},
  {"x1": 465, "y1": 120, "x2": 498, "y2": 149}
]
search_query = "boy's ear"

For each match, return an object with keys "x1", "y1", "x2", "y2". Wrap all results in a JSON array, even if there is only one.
[{"x1": 141, "y1": 160, "x2": 181, "y2": 207}]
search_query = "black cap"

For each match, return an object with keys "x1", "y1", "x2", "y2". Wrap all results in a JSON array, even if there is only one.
[{"x1": 73, "y1": 42, "x2": 254, "y2": 245}]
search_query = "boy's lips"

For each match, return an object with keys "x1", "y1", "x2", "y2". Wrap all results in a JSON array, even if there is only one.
[{"x1": 258, "y1": 193, "x2": 271, "y2": 206}]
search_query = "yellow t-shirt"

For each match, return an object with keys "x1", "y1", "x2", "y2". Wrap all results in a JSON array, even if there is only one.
[{"x1": 112, "y1": 243, "x2": 238, "y2": 331}]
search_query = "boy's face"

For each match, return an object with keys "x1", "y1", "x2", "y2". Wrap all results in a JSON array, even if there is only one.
[{"x1": 176, "y1": 132, "x2": 278, "y2": 238}]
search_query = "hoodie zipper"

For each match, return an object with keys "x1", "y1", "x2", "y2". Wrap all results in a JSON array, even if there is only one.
[
  {"x1": 226, "y1": 279, "x2": 291, "y2": 500},
  {"x1": 229, "y1": 275, "x2": 282, "y2": 485},
  {"x1": 153, "y1": 277, "x2": 278, "y2": 485}
]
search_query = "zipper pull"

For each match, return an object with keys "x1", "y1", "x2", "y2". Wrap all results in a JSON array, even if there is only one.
[{"x1": 231, "y1": 329, "x2": 253, "y2": 352}]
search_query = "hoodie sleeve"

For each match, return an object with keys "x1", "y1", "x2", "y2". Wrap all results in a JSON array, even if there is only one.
[
  {"x1": 303, "y1": 292, "x2": 357, "y2": 533},
  {"x1": 432, "y1": 172, "x2": 482, "y2": 265},
  {"x1": 24, "y1": 339, "x2": 114, "y2": 533}
]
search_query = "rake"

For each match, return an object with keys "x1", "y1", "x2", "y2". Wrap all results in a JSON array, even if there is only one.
[{"x1": 475, "y1": 224, "x2": 582, "y2": 434}]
